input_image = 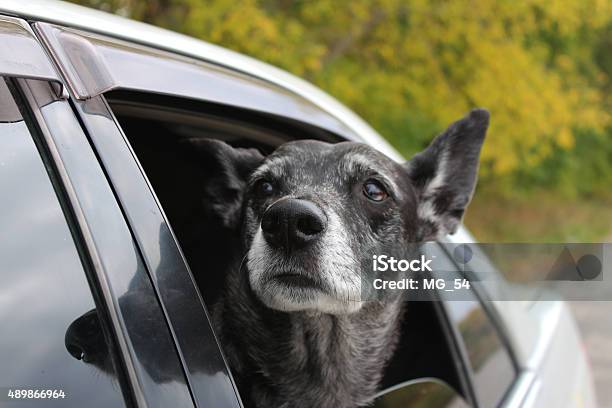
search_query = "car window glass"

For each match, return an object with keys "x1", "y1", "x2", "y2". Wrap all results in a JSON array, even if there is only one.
[
  {"x1": 373, "y1": 379, "x2": 470, "y2": 408},
  {"x1": 447, "y1": 301, "x2": 514, "y2": 407},
  {"x1": 0, "y1": 78, "x2": 127, "y2": 407},
  {"x1": 427, "y1": 245, "x2": 516, "y2": 408}
]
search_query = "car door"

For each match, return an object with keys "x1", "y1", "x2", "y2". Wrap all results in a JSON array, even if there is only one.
[{"x1": 0, "y1": 14, "x2": 197, "y2": 408}]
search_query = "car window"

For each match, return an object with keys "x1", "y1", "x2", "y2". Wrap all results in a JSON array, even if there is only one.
[
  {"x1": 0, "y1": 77, "x2": 128, "y2": 407},
  {"x1": 447, "y1": 301, "x2": 515, "y2": 407},
  {"x1": 428, "y1": 245, "x2": 516, "y2": 408},
  {"x1": 101, "y1": 93, "x2": 476, "y2": 407}
]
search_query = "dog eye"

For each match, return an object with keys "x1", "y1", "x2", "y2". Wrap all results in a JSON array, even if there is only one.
[
  {"x1": 362, "y1": 180, "x2": 388, "y2": 202},
  {"x1": 256, "y1": 180, "x2": 275, "y2": 196}
]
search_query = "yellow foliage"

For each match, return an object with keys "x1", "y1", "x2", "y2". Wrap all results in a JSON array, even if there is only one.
[{"x1": 70, "y1": 0, "x2": 612, "y2": 183}]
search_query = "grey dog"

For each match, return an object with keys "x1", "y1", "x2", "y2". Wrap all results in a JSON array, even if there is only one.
[{"x1": 186, "y1": 108, "x2": 489, "y2": 407}]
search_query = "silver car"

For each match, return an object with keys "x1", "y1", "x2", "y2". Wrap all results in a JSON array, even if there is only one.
[{"x1": 0, "y1": 1, "x2": 596, "y2": 407}]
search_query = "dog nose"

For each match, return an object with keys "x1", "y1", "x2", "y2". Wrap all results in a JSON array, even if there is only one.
[{"x1": 261, "y1": 199, "x2": 327, "y2": 250}]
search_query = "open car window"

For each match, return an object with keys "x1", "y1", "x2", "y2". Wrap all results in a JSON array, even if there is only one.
[{"x1": 102, "y1": 91, "x2": 474, "y2": 406}]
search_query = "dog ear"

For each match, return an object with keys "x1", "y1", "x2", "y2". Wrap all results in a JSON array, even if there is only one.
[
  {"x1": 182, "y1": 138, "x2": 264, "y2": 230},
  {"x1": 404, "y1": 109, "x2": 489, "y2": 240}
]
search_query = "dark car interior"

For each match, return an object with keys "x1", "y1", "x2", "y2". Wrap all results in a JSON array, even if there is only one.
[{"x1": 104, "y1": 91, "x2": 465, "y2": 400}]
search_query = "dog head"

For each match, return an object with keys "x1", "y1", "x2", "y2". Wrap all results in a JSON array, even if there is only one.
[{"x1": 187, "y1": 109, "x2": 488, "y2": 314}]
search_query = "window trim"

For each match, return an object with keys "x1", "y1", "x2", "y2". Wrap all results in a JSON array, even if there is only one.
[
  {"x1": 0, "y1": 16, "x2": 67, "y2": 98},
  {"x1": 35, "y1": 22, "x2": 358, "y2": 144},
  {"x1": 9, "y1": 77, "x2": 138, "y2": 407},
  {"x1": 72, "y1": 92, "x2": 243, "y2": 408},
  {"x1": 13, "y1": 77, "x2": 194, "y2": 408},
  {"x1": 105, "y1": 90, "x2": 344, "y2": 147},
  {"x1": 1, "y1": 76, "x2": 130, "y2": 407}
]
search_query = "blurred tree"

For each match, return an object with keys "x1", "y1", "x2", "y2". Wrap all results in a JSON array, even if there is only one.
[{"x1": 68, "y1": 0, "x2": 612, "y2": 196}]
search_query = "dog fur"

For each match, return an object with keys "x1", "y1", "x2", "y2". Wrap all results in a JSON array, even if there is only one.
[{"x1": 186, "y1": 109, "x2": 489, "y2": 407}]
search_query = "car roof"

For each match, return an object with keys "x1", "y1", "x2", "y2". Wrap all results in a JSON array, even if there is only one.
[
  {"x1": 0, "y1": 0, "x2": 401, "y2": 161},
  {"x1": 0, "y1": 0, "x2": 476, "y2": 244}
]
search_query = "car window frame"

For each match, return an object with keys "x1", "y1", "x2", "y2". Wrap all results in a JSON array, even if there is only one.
[
  {"x1": 93, "y1": 90, "x2": 484, "y2": 408},
  {"x1": 424, "y1": 247, "x2": 481, "y2": 407},
  {"x1": 440, "y1": 244, "x2": 520, "y2": 367},
  {"x1": 70, "y1": 92, "x2": 244, "y2": 408},
  {"x1": 435, "y1": 244, "x2": 521, "y2": 407},
  {"x1": 0, "y1": 15, "x2": 67, "y2": 98},
  {"x1": 9, "y1": 75, "x2": 195, "y2": 408},
  {"x1": 34, "y1": 22, "x2": 360, "y2": 145},
  {"x1": 0, "y1": 76, "x2": 129, "y2": 407},
  {"x1": 442, "y1": 243, "x2": 521, "y2": 367}
]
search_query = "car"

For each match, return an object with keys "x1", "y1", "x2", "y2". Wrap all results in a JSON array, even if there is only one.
[{"x1": 0, "y1": 1, "x2": 596, "y2": 407}]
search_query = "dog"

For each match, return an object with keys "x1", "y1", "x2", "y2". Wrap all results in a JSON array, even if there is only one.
[{"x1": 186, "y1": 109, "x2": 489, "y2": 407}]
